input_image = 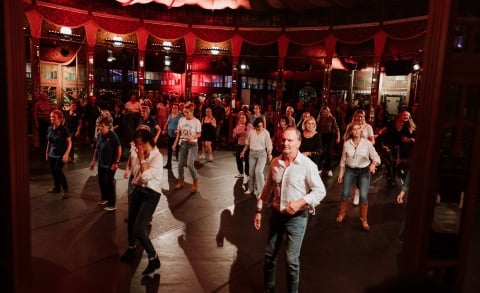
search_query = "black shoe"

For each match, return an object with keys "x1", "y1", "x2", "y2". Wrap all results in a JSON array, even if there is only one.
[
  {"x1": 142, "y1": 256, "x2": 160, "y2": 275},
  {"x1": 47, "y1": 188, "x2": 61, "y2": 193},
  {"x1": 120, "y1": 247, "x2": 136, "y2": 262}
]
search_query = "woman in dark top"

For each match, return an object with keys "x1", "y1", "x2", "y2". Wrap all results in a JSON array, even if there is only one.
[
  {"x1": 299, "y1": 116, "x2": 323, "y2": 172},
  {"x1": 46, "y1": 109, "x2": 72, "y2": 196},
  {"x1": 63, "y1": 102, "x2": 82, "y2": 163},
  {"x1": 89, "y1": 116, "x2": 122, "y2": 212},
  {"x1": 200, "y1": 107, "x2": 217, "y2": 161},
  {"x1": 378, "y1": 110, "x2": 416, "y2": 186},
  {"x1": 316, "y1": 106, "x2": 340, "y2": 176}
]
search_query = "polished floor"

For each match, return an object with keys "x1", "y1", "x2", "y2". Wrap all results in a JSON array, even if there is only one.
[{"x1": 29, "y1": 143, "x2": 414, "y2": 293}]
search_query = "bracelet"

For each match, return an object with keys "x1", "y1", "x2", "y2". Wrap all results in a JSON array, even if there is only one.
[
  {"x1": 140, "y1": 159, "x2": 147, "y2": 164},
  {"x1": 255, "y1": 209, "x2": 262, "y2": 214}
]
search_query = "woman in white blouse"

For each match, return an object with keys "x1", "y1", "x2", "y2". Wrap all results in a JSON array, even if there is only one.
[
  {"x1": 336, "y1": 122, "x2": 380, "y2": 231},
  {"x1": 240, "y1": 117, "x2": 273, "y2": 198},
  {"x1": 346, "y1": 109, "x2": 375, "y2": 205}
]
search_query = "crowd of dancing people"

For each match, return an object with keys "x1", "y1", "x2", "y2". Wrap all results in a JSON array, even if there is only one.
[
  {"x1": 37, "y1": 91, "x2": 417, "y2": 215},
  {"x1": 35, "y1": 90, "x2": 417, "y2": 284}
]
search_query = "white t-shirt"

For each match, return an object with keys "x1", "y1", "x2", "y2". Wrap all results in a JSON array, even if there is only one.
[{"x1": 177, "y1": 117, "x2": 202, "y2": 144}]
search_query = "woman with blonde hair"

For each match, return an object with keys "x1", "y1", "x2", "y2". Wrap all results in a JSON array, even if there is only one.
[
  {"x1": 200, "y1": 107, "x2": 217, "y2": 162},
  {"x1": 378, "y1": 110, "x2": 416, "y2": 186},
  {"x1": 337, "y1": 122, "x2": 381, "y2": 231},
  {"x1": 316, "y1": 106, "x2": 341, "y2": 177},
  {"x1": 299, "y1": 116, "x2": 323, "y2": 172},
  {"x1": 347, "y1": 109, "x2": 375, "y2": 144},
  {"x1": 344, "y1": 109, "x2": 375, "y2": 204},
  {"x1": 285, "y1": 106, "x2": 296, "y2": 127},
  {"x1": 173, "y1": 102, "x2": 202, "y2": 191}
]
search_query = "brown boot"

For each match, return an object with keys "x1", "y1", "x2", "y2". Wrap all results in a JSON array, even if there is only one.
[
  {"x1": 175, "y1": 178, "x2": 184, "y2": 190},
  {"x1": 336, "y1": 200, "x2": 348, "y2": 223},
  {"x1": 191, "y1": 178, "x2": 199, "y2": 191},
  {"x1": 359, "y1": 203, "x2": 370, "y2": 231}
]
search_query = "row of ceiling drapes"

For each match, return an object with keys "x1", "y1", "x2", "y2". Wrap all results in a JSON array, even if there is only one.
[{"x1": 25, "y1": 2, "x2": 427, "y2": 66}]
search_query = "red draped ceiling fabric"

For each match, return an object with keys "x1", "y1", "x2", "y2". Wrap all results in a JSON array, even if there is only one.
[
  {"x1": 24, "y1": 2, "x2": 428, "y2": 62},
  {"x1": 115, "y1": 0, "x2": 251, "y2": 10}
]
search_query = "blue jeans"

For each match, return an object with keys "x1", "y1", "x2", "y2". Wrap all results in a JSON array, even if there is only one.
[
  {"x1": 248, "y1": 149, "x2": 267, "y2": 194},
  {"x1": 127, "y1": 186, "x2": 161, "y2": 258},
  {"x1": 341, "y1": 166, "x2": 371, "y2": 204},
  {"x1": 178, "y1": 142, "x2": 198, "y2": 180},
  {"x1": 264, "y1": 209, "x2": 308, "y2": 293}
]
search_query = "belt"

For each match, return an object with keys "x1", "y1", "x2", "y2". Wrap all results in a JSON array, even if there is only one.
[
  {"x1": 274, "y1": 208, "x2": 308, "y2": 218},
  {"x1": 346, "y1": 166, "x2": 369, "y2": 171}
]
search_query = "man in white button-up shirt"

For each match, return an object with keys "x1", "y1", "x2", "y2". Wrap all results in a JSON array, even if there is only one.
[{"x1": 253, "y1": 127, "x2": 326, "y2": 293}]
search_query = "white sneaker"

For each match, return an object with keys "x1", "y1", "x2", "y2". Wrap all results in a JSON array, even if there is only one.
[
  {"x1": 244, "y1": 189, "x2": 253, "y2": 195},
  {"x1": 199, "y1": 154, "x2": 206, "y2": 159},
  {"x1": 104, "y1": 206, "x2": 116, "y2": 212},
  {"x1": 353, "y1": 189, "x2": 360, "y2": 206},
  {"x1": 97, "y1": 200, "x2": 108, "y2": 206},
  {"x1": 327, "y1": 170, "x2": 333, "y2": 177}
]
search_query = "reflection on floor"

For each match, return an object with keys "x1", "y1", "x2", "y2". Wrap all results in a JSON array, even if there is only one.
[{"x1": 30, "y1": 145, "x2": 406, "y2": 293}]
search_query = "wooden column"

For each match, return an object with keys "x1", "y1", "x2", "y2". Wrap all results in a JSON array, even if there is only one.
[
  {"x1": 184, "y1": 32, "x2": 196, "y2": 102},
  {"x1": 276, "y1": 36, "x2": 289, "y2": 111},
  {"x1": 323, "y1": 34, "x2": 336, "y2": 106},
  {"x1": 1, "y1": 0, "x2": 31, "y2": 292},
  {"x1": 26, "y1": 10, "x2": 43, "y2": 147},
  {"x1": 185, "y1": 57, "x2": 193, "y2": 102},
  {"x1": 231, "y1": 57, "x2": 239, "y2": 102},
  {"x1": 136, "y1": 29, "x2": 149, "y2": 97},
  {"x1": 231, "y1": 34, "x2": 243, "y2": 105},
  {"x1": 84, "y1": 22, "x2": 98, "y2": 97},
  {"x1": 370, "y1": 56, "x2": 381, "y2": 106},
  {"x1": 137, "y1": 50, "x2": 146, "y2": 96},
  {"x1": 26, "y1": 10, "x2": 42, "y2": 101},
  {"x1": 400, "y1": 1, "x2": 480, "y2": 291},
  {"x1": 372, "y1": 31, "x2": 387, "y2": 107},
  {"x1": 322, "y1": 58, "x2": 332, "y2": 106},
  {"x1": 275, "y1": 63, "x2": 284, "y2": 112},
  {"x1": 87, "y1": 47, "x2": 95, "y2": 96}
]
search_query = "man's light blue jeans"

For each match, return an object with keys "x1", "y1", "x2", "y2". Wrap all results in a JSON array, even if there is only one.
[{"x1": 264, "y1": 209, "x2": 308, "y2": 293}]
